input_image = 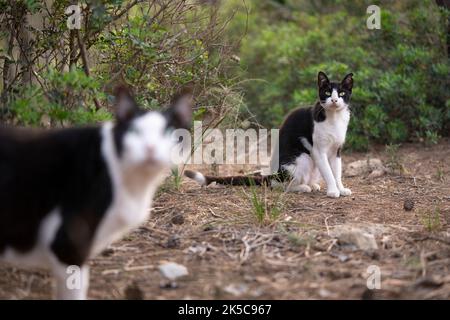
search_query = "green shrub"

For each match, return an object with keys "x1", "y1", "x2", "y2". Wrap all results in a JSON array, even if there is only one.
[
  {"x1": 229, "y1": 0, "x2": 449, "y2": 149},
  {"x1": 10, "y1": 68, "x2": 111, "y2": 127}
]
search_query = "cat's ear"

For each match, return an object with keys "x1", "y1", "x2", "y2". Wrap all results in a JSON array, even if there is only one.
[
  {"x1": 341, "y1": 73, "x2": 354, "y2": 91},
  {"x1": 113, "y1": 85, "x2": 139, "y2": 123},
  {"x1": 318, "y1": 71, "x2": 330, "y2": 88},
  {"x1": 165, "y1": 88, "x2": 193, "y2": 130}
]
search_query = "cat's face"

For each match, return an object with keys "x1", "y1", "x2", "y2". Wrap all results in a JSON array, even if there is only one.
[
  {"x1": 112, "y1": 86, "x2": 192, "y2": 170},
  {"x1": 317, "y1": 72, "x2": 353, "y2": 111}
]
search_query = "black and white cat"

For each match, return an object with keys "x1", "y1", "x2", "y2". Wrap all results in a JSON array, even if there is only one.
[
  {"x1": 273, "y1": 71, "x2": 353, "y2": 197},
  {"x1": 184, "y1": 71, "x2": 353, "y2": 198},
  {"x1": 0, "y1": 86, "x2": 192, "y2": 299}
]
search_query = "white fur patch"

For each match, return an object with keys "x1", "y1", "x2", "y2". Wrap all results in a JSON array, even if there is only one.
[
  {"x1": 311, "y1": 102, "x2": 351, "y2": 198},
  {"x1": 121, "y1": 112, "x2": 175, "y2": 168},
  {"x1": 282, "y1": 153, "x2": 322, "y2": 193},
  {"x1": 191, "y1": 171, "x2": 207, "y2": 185}
]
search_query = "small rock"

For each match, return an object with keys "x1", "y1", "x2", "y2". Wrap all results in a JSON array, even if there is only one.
[
  {"x1": 186, "y1": 243, "x2": 209, "y2": 255},
  {"x1": 403, "y1": 199, "x2": 414, "y2": 211},
  {"x1": 224, "y1": 283, "x2": 248, "y2": 297},
  {"x1": 159, "y1": 262, "x2": 188, "y2": 280},
  {"x1": 330, "y1": 225, "x2": 378, "y2": 251},
  {"x1": 329, "y1": 251, "x2": 350, "y2": 262},
  {"x1": 318, "y1": 288, "x2": 333, "y2": 298},
  {"x1": 171, "y1": 214, "x2": 185, "y2": 225},
  {"x1": 166, "y1": 236, "x2": 180, "y2": 249},
  {"x1": 124, "y1": 282, "x2": 144, "y2": 300},
  {"x1": 345, "y1": 158, "x2": 385, "y2": 177},
  {"x1": 368, "y1": 169, "x2": 385, "y2": 179}
]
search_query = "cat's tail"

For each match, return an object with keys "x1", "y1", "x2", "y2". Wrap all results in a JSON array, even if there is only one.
[{"x1": 184, "y1": 170, "x2": 285, "y2": 187}]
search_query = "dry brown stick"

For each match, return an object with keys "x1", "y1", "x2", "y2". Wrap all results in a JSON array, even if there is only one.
[
  {"x1": 69, "y1": 30, "x2": 78, "y2": 69},
  {"x1": 413, "y1": 235, "x2": 450, "y2": 245},
  {"x1": 1, "y1": 20, "x2": 15, "y2": 98}
]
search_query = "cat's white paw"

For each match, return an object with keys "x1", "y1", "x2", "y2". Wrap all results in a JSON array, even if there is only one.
[
  {"x1": 298, "y1": 184, "x2": 312, "y2": 193},
  {"x1": 286, "y1": 184, "x2": 312, "y2": 193},
  {"x1": 327, "y1": 189, "x2": 340, "y2": 198},
  {"x1": 339, "y1": 188, "x2": 352, "y2": 196},
  {"x1": 310, "y1": 183, "x2": 321, "y2": 192}
]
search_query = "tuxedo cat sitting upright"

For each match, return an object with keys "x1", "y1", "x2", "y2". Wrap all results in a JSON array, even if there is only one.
[
  {"x1": 184, "y1": 71, "x2": 353, "y2": 198},
  {"x1": 0, "y1": 86, "x2": 192, "y2": 299},
  {"x1": 272, "y1": 71, "x2": 353, "y2": 197}
]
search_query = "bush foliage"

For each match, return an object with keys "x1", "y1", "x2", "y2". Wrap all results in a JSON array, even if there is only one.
[
  {"x1": 0, "y1": 0, "x2": 241, "y2": 127},
  {"x1": 229, "y1": 0, "x2": 449, "y2": 149}
]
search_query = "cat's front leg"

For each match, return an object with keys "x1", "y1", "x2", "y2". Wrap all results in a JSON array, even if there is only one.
[
  {"x1": 308, "y1": 166, "x2": 321, "y2": 191},
  {"x1": 52, "y1": 262, "x2": 90, "y2": 300},
  {"x1": 330, "y1": 155, "x2": 351, "y2": 196},
  {"x1": 312, "y1": 149, "x2": 340, "y2": 198}
]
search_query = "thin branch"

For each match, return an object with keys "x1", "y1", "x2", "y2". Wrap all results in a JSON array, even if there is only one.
[{"x1": 76, "y1": 30, "x2": 101, "y2": 110}]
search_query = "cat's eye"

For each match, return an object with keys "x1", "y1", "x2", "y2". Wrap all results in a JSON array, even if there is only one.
[
  {"x1": 339, "y1": 92, "x2": 345, "y2": 96},
  {"x1": 325, "y1": 91, "x2": 331, "y2": 96}
]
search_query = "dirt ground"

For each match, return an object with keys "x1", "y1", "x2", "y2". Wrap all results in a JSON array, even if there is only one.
[{"x1": 1, "y1": 140, "x2": 449, "y2": 300}]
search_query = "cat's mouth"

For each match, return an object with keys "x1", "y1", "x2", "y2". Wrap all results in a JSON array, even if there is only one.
[{"x1": 325, "y1": 102, "x2": 345, "y2": 111}]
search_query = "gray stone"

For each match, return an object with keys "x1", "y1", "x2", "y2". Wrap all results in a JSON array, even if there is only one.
[
  {"x1": 330, "y1": 225, "x2": 379, "y2": 251},
  {"x1": 159, "y1": 262, "x2": 188, "y2": 280},
  {"x1": 345, "y1": 158, "x2": 385, "y2": 177}
]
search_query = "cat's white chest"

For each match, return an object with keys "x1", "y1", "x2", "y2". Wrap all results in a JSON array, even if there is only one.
[
  {"x1": 313, "y1": 109, "x2": 349, "y2": 151},
  {"x1": 90, "y1": 190, "x2": 154, "y2": 257}
]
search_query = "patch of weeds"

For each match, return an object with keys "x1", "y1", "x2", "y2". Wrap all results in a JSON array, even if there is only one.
[
  {"x1": 424, "y1": 130, "x2": 440, "y2": 146},
  {"x1": 245, "y1": 181, "x2": 283, "y2": 225},
  {"x1": 286, "y1": 233, "x2": 314, "y2": 247},
  {"x1": 435, "y1": 162, "x2": 445, "y2": 182},
  {"x1": 171, "y1": 167, "x2": 182, "y2": 191},
  {"x1": 278, "y1": 224, "x2": 315, "y2": 248},
  {"x1": 385, "y1": 143, "x2": 406, "y2": 174},
  {"x1": 159, "y1": 167, "x2": 182, "y2": 193},
  {"x1": 419, "y1": 207, "x2": 442, "y2": 232}
]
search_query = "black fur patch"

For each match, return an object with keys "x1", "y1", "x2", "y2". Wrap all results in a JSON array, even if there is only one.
[
  {"x1": 113, "y1": 121, "x2": 133, "y2": 157},
  {"x1": 337, "y1": 147, "x2": 342, "y2": 158},
  {"x1": 0, "y1": 126, "x2": 112, "y2": 266},
  {"x1": 276, "y1": 106, "x2": 315, "y2": 174},
  {"x1": 312, "y1": 102, "x2": 326, "y2": 122}
]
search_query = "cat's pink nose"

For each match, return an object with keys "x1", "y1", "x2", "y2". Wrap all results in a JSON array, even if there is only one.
[{"x1": 332, "y1": 98, "x2": 338, "y2": 103}]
